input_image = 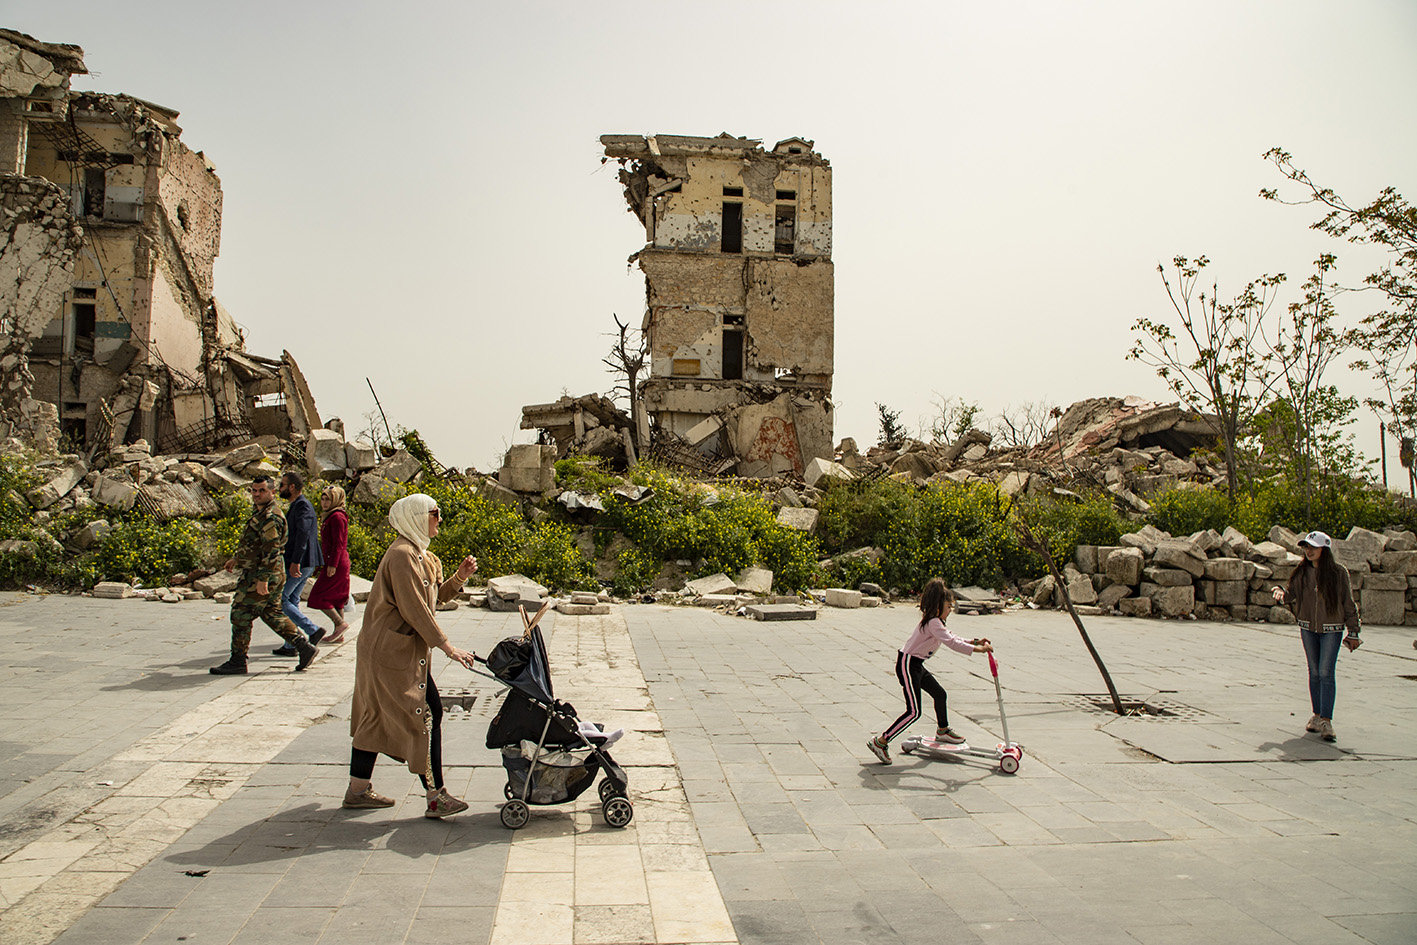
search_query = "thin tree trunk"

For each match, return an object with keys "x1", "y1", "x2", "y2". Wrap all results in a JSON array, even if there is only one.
[{"x1": 1016, "y1": 513, "x2": 1126, "y2": 715}]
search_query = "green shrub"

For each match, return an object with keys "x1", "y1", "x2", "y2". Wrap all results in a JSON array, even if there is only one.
[
  {"x1": 599, "y1": 465, "x2": 821, "y2": 591},
  {"x1": 815, "y1": 477, "x2": 918, "y2": 555},
  {"x1": 93, "y1": 515, "x2": 201, "y2": 586},
  {"x1": 610, "y1": 544, "x2": 660, "y2": 597},
  {"x1": 1146, "y1": 487, "x2": 1232, "y2": 536}
]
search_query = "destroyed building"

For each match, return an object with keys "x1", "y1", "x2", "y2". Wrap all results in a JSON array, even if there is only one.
[
  {"x1": 0, "y1": 28, "x2": 318, "y2": 453},
  {"x1": 600, "y1": 133, "x2": 834, "y2": 478}
]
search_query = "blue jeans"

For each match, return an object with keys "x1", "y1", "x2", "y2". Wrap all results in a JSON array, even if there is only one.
[
  {"x1": 1300, "y1": 628, "x2": 1342, "y2": 719},
  {"x1": 281, "y1": 566, "x2": 320, "y2": 639}
]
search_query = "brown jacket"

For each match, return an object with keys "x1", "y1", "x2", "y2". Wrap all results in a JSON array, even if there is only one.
[
  {"x1": 1283, "y1": 561, "x2": 1360, "y2": 634},
  {"x1": 350, "y1": 538, "x2": 462, "y2": 775}
]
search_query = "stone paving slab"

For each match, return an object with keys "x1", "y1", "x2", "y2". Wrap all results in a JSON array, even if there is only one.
[
  {"x1": 623, "y1": 603, "x2": 1417, "y2": 945},
  {"x1": 0, "y1": 593, "x2": 734, "y2": 945},
  {"x1": 2, "y1": 591, "x2": 1416, "y2": 944}
]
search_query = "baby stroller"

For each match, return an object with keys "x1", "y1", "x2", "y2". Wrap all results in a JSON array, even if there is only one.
[{"x1": 478, "y1": 602, "x2": 632, "y2": 830}]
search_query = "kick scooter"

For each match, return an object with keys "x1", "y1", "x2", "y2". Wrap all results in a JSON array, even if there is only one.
[{"x1": 900, "y1": 651, "x2": 1023, "y2": 774}]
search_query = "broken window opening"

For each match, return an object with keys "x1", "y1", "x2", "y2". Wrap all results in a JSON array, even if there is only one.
[
  {"x1": 82, "y1": 167, "x2": 105, "y2": 217},
  {"x1": 671, "y1": 358, "x2": 702, "y2": 377},
  {"x1": 774, "y1": 205, "x2": 796, "y2": 255},
  {"x1": 722, "y1": 330, "x2": 744, "y2": 381},
  {"x1": 722, "y1": 186, "x2": 743, "y2": 197},
  {"x1": 776, "y1": 190, "x2": 796, "y2": 201},
  {"x1": 721, "y1": 202, "x2": 742, "y2": 254},
  {"x1": 72, "y1": 302, "x2": 96, "y2": 357},
  {"x1": 60, "y1": 416, "x2": 87, "y2": 444},
  {"x1": 251, "y1": 392, "x2": 287, "y2": 409},
  {"x1": 73, "y1": 287, "x2": 97, "y2": 299},
  {"x1": 723, "y1": 313, "x2": 744, "y2": 326},
  {"x1": 176, "y1": 202, "x2": 190, "y2": 232},
  {"x1": 788, "y1": 147, "x2": 803, "y2": 154}
]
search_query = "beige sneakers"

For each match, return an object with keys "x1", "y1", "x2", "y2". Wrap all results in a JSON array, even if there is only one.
[
  {"x1": 1318, "y1": 718, "x2": 1336, "y2": 742},
  {"x1": 342, "y1": 787, "x2": 396, "y2": 809},
  {"x1": 1306, "y1": 714, "x2": 1321, "y2": 733},
  {"x1": 424, "y1": 787, "x2": 470, "y2": 819}
]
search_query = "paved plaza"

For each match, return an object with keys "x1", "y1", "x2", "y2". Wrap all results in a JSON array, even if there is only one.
[{"x1": 0, "y1": 590, "x2": 1413, "y2": 944}]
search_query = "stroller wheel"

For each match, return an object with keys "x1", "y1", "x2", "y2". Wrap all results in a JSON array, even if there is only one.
[
  {"x1": 501, "y1": 800, "x2": 530, "y2": 830},
  {"x1": 598, "y1": 779, "x2": 622, "y2": 802},
  {"x1": 504, "y1": 782, "x2": 516, "y2": 800},
  {"x1": 602, "y1": 796, "x2": 633, "y2": 828}
]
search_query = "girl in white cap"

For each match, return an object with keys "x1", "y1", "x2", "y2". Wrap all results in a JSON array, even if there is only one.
[{"x1": 1271, "y1": 531, "x2": 1361, "y2": 742}]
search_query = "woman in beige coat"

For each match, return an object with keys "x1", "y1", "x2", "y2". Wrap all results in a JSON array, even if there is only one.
[{"x1": 344, "y1": 493, "x2": 479, "y2": 817}]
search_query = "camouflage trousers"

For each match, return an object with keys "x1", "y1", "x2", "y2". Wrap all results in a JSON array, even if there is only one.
[{"x1": 229, "y1": 583, "x2": 301, "y2": 660}]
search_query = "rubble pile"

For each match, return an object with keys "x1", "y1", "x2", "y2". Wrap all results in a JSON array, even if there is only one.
[{"x1": 1035, "y1": 525, "x2": 1417, "y2": 627}]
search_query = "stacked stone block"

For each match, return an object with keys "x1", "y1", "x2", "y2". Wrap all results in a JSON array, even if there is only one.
[{"x1": 1054, "y1": 525, "x2": 1417, "y2": 626}]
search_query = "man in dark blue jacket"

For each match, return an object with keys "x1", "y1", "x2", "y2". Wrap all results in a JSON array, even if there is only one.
[{"x1": 274, "y1": 471, "x2": 325, "y2": 655}]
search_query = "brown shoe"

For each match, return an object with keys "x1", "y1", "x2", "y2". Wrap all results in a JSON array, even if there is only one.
[
  {"x1": 342, "y1": 787, "x2": 395, "y2": 809},
  {"x1": 424, "y1": 788, "x2": 469, "y2": 819}
]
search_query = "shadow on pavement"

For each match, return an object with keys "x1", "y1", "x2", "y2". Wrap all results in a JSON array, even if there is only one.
[{"x1": 164, "y1": 803, "x2": 506, "y2": 869}]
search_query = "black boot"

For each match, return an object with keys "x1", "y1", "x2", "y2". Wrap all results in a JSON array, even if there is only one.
[
  {"x1": 294, "y1": 636, "x2": 318, "y2": 672},
  {"x1": 210, "y1": 658, "x2": 247, "y2": 675}
]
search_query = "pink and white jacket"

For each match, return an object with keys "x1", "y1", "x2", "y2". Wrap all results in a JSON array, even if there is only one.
[{"x1": 899, "y1": 617, "x2": 975, "y2": 659}]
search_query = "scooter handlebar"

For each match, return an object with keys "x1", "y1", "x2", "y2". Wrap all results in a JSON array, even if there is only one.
[{"x1": 987, "y1": 651, "x2": 998, "y2": 677}]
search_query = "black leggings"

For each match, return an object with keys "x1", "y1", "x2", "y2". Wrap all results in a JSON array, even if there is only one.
[
  {"x1": 350, "y1": 673, "x2": 444, "y2": 790},
  {"x1": 883, "y1": 652, "x2": 948, "y2": 741}
]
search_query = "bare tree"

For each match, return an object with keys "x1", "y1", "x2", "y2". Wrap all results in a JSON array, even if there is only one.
[
  {"x1": 603, "y1": 313, "x2": 647, "y2": 453},
  {"x1": 989, "y1": 400, "x2": 1056, "y2": 448},
  {"x1": 1130, "y1": 255, "x2": 1286, "y2": 500},
  {"x1": 1262, "y1": 148, "x2": 1417, "y2": 492},
  {"x1": 921, "y1": 393, "x2": 980, "y2": 445}
]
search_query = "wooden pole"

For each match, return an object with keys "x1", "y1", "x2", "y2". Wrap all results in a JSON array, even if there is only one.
[{"x1": 366, "y1": 378, "x2": 394, "y2": 449}]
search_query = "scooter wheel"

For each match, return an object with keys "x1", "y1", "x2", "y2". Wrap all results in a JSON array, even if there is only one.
[
  {"x1": 501, "y1": 800, "x2": 530, "y2": 829},
  {"x1": 999, "y1": 754, "x2": 1020, "y2": 775},
  {"x1": 603, "y1": 796, "x2": 634, "y2": 828}
]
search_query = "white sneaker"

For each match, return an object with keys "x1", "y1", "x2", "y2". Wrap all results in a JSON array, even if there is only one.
[
  {"x1": 1305, "y1": 714, "x2": 1321, "y2": 733},
  {"x1": 935, "y1": 728, "x2": 966, "y2": 745},
  {"x1": 867, "y1": 738, "x2": 891, "y2": 764}
]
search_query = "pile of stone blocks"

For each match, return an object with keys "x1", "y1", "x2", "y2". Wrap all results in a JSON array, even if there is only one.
[{"x1": 1042, "y1": 524, "x2": 1417, "y2": 626}]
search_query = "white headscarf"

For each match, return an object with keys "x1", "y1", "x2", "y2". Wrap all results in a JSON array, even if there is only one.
[{"x1": 388, "y1": 493, "x2": 437, "y2": 551}]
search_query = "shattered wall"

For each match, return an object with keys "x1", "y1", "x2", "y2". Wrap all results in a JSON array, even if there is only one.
[
  {"x1": 602, "y1": 133, "x2": 835, "y2": 475},
  {"x1": 0, "y1": 174, "x2": 82, "y2": 426},
  {"x1": 0, "y1": 28, "x2": 318, "y2": 454}
]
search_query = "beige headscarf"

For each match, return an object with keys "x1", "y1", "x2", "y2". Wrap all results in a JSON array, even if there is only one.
[{"x1": 388, "y1": 493, "x2": 437, "y2": 551}]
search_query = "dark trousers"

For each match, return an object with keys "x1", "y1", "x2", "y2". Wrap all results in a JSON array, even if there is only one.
[
  {"x1": 350, "y1": 674, "x2": 444, "y2": 790},
  {"x1": 883, "y1": 652, "x2": 948, "y2": 742}
]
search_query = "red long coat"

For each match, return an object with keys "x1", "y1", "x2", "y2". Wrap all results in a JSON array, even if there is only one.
[{"x1": 307, "y1": 508, "x2": 351, "y2": 609}]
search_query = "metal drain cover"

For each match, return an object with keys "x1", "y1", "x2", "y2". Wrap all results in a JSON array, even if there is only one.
[{"x1": 1069, "y1": 694, "x2": 1211, "y2": 721}]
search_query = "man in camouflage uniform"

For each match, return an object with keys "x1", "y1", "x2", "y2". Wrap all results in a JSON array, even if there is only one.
[{"x1": 210, "y1": 476, "x2": 318, "y2": 675}]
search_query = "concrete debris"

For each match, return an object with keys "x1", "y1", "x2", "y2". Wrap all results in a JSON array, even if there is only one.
[
  {"x1": 776, "y1": 506, "x2": 818, "y2": 532},
  {"x1": 91, "y1": 581, "x2": 134, "y2": 599},
  {"x1": 684, "y1": 573, "x2": 737, "y2": 597},
  {"x1": 498, "y1": 444, "x2": 556, "y2": 494},
  {"x1": 734, "y1": 567, "x2": 773, "y2": 595},
  {"x1": 746, "y1": 603, "x2": 817, "y2": 621}
]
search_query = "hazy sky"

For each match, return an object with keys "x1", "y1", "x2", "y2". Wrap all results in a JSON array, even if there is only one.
[{"x1": 12, "y1": 2, "x2": 1417, "y2": 481}]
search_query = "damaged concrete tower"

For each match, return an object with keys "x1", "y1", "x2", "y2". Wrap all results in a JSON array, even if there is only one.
[
  {"x1": 0, "y1": 28, "x2": 319, "y2": 452},
  {"x1": 602, "y1": 133, "x2": 834, "y2": 478}
]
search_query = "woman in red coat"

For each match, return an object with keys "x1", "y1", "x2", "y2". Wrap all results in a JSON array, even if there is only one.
[{"x1": 309, "y1": 485, "x2": 353, "y2": 643}]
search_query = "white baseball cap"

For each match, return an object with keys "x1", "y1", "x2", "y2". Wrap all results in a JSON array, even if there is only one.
[{"x1": 1297, "y1": 530, "x2": 1332, "y2": 549}]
